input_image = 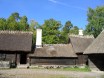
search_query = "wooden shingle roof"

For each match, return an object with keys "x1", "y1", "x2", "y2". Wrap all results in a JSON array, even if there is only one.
[
  {"x1": 84, "y1": 30, "x2": 104, "y2": 54},
  {"x1": 0, "y1": 31, "x2": 33, "y2": 52},
  {"x1": 29, "y1": 44, "x2": 77, "y2": 57},
  {"x1": 69, "y1": 35, "x2": 94, "y2": 53}
]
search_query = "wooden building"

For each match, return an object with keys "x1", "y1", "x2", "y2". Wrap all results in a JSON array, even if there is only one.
[
  {"x1": 29, "y1": 29, "x2": 94, "y2": 66},
  {"x1": 84, "y1": 31, "x2": 104, "y2": 71},
  {"x1": 0, "y1": 30, "x2": 94, "y2": 68},
  {"x1": 0, "y1": 31, "x2": 33, "y2": 66},
  {"x1": 69, "y1": 35, "x2": 94, "y2": 66},
  {"x1": 29, "y1": 44, "x2": 77, "y2": 65}
]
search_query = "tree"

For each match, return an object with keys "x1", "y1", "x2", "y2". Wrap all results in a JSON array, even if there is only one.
[
  {"x1": 69, "y1": 26, "x2": 79, "y2": 35},
  {"x1": 85, "y1": 6, "x2": 104, "y2": 38},
  {"x1": 5, "y1": 12, "x2": 30, "y2": 31},
  {"x1": 61, "y1": 21, "x2": 73, "y2": 43},
  {"x1": 6, "y1": 12, "x2": 20, "y2": 30},
  {"x1": 29, "y1": 20, "x2": 40, "y2": 44},
  {"x1": 11, "y1": 12, "x2": 20, "y2": 22},
  {"x1": 19, "y1": 16, "x2": 29, "y2": 30},
  {"x1": 63, "y1": 21, "x2": 73, "y2": 33},
  {"x1": 29, "y1": 20, "x2": 37, "y2": 31},
  {"x1": 42, "y1": 18, "x2": 62, "y2": 44},
  {"x1": 59, "y1": 31, "x2": 68, "y2": 43},
  {"x1": 0, "y1": 18, "x2": 7, "y2": 30}
]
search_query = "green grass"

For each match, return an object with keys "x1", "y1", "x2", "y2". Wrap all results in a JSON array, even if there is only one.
[
  {"x1": 61, "y1": 66, "x2": 91, "y2": 72},
  {"x1": 0, "y1": 65, "x2": 91, "y2": 72},
  {"x1": 30, "y1": 66, "x2": 91, "y2": 72},
  {"x1": 45, "y1": 65, "x2": 91, "y2": 72}
]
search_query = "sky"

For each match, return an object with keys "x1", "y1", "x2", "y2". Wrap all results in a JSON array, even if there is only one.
[{"x1": 0, "y1": 0, "x2": 104, "y2": 29}]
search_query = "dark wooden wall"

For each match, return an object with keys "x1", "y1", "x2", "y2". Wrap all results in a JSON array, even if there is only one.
[
  {"x1": 76, "y1": 53, "x2": 88, "y2": 65},
  {"x1": 0, "y1": 54, "x2": 15, "y2": 61},
  {"x1": 88, "y1": 54, "x2": 104, "y2": 71},
  {"x1": 29, "y1": 57, "x2": 76, "y2": 65},
  {"x1": 0, "y1": 53, "x2": 20, "y2": 64}
]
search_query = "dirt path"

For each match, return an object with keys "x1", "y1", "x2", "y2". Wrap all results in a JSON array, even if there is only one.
[{"x1": 0, "y1": 69, "x2": 104, "y2": 78}]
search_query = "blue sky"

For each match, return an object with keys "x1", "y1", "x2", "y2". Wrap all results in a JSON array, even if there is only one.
[{"x1": 0, "y1": 0, "x2": 103, "y2": 29}]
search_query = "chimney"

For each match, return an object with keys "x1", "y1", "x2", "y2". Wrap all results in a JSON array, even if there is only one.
[
  {"x1": 79, "y1": 29, "x2": 83, "y2": 36},
  {"x1": 36, "y1": 28, "x2": 42, "y2": 48}
]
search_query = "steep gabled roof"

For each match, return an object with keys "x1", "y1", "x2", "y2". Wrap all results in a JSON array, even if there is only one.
[
  {"x1": 0, "y1": 31, "x2": 33, "y2": 52},
  {"x1": 69, "y1": 35, "x2": 94, "y2": 53},
  {"x1": 84, "y1": 31, "x2": 104, "y2": 54},
  {"x1": 29, "y1": 44, "x2": 77, "y2": 57}
]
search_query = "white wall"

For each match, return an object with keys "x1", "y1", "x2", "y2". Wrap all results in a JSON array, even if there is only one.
[
  {"x1": 79, "y1": 29, "x2": 83, "y2": 36},
  {"x1": 36, "y1": 29, "x2": 42, "y2": 48}
]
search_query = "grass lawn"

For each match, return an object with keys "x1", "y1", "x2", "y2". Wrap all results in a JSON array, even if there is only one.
[
  {"x1": 31, "y1": 66, "x2": 91, "y2": 72},
  {"x1": 0, "y1": 68, "x2": 103, "y2": 78},
  {"x1": 61, "y1": 66, "x2": 91, "y2": 72}
]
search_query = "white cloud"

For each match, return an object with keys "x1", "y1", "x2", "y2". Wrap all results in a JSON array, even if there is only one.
[
  {"x1": 48, "y1": 0, "x2": 57, "y2": 3},
  {"x1": 48, "y1": 0, "x2": 86, "y2": 11}
]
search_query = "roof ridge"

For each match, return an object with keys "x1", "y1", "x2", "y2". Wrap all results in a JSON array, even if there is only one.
[
  {"x1": 0, "y1": 30, "x2": 33, "y2": 34},
  {"x1": 69, "y1": 35, "x2": 94, "y2": 38}
]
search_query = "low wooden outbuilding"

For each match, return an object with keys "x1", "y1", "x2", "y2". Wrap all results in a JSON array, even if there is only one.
[
  {"x1": 0, "y1": 31, "x2": 33, "y2": 66},
  {"x1": 69, "y1": 35, "x2": 94, "y2": 66},
  {"x1": 84, "y1": 31, "x2": 104, "y2": 71},
  {"x1": 29, "y1": 44, "x2": 77, "y2": 65}
]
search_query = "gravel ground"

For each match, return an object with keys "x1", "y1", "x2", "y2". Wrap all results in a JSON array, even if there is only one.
[{"x1": 0, "y1": 69, "x2": 104, "y2": 78}]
